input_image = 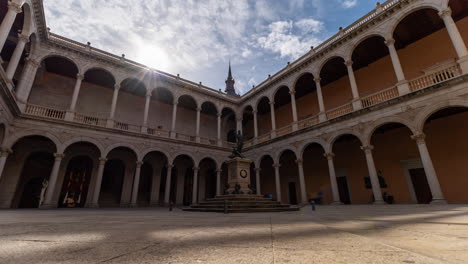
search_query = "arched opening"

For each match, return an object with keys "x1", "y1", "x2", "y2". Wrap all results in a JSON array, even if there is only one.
[
  {"x1": 221, "y1": 107, "x2": 236, "y2": 143},
  {"x1": 393, "y1": 8, "x2": 457, "y2": 80},
  {"x1": 28, "y1": 56, "x2": 79, "y2": 109},
  {"x1": 142, "y1": 151, "x2": 168, "y2": 206},
  {"x1": 370, "y1": 123, "x2": 422, "y2": 203},
  {"x1": 198, "y1": 158, "x2": 217, "y2": 201},
  {"x1": 77, "y1": 68, "x2": 115, "y2": 116},
  {"x1": 59, "y1": 156, "x2": 93, "y2": 208},
  {"x1": 278, "y1": 150, "x2": 299, "y2": 204},
  {"x1": 242, "y1": 106, "x2": 254, "y2": 140},
  {"x1": 352, "y1": 36, "x2": 397, "y2": 97},
  {"x1": 115, "y1": 78, "x2": 147, "y2": 125},
  {"x1": 294, "y1": 73, "x2": 319, "y2": 123},
  {"x1": 257, "y1": 97, "x2": 272, "y2": 137},
  {"x1": 273, "y1": 86, "x2": 293, "y2": 133},
  {"x1": 320, "y1": 57, "x2": 352, "y2": 111},
  {"x1": 200, "y1": 102, "x2": 218, "y2": 141},
  {"x1": 176, "y1": 95, "x2": 197, "y2": 138},
  {"x1": 149, "y1": 87, "x2": 174, "y2": 132},
  {"x1": 172, "y1": 155, "x2": 194, "y2": 205},
  {"x1": 423, "y1": 106, "x2": 468, "y2": 203},
  {"x1": 0, "y1": 135, "x2": 57, "y2": 208},
  {"x1": 332, "y1": 134, "x2": 369, "y2": 204},
  {"x1": 259, "y1": 155, "x2": 275, "y2": 199},
  {"x1": 302, "y1": 143, "x2": 331, "y2": 204}
]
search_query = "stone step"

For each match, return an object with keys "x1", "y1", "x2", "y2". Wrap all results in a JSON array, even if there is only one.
[
  {"x1": 198, "y1": 201, "x2": 282, "y2": 205},
  {"x1": 206, "y1": 197, "x2": 275, "y2": 202},
  {"x1": 183, "y1": 207, "x2": 300, "y2": 213},
  {"x1": 191, "y1": 204, "x2": 291, "y2": 209}
]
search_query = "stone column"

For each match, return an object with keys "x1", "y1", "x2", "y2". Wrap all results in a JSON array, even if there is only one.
[
  {"x1": 16, "y1": 57, "x2": 40, "y2": 102},
  {"x1": 314, "y1": 78, "x2": 327, "y2": 122},
  {"x1": 236, "y1": 117, "x2": 243, "y2": 134},
  {"x1": 411, "y1": 133, "x2": 446, "y2": 203},
  {"x1": 217, "y1": 113, "x2": 222, "y2": 146},
  {"x1": 290, "y1": 90, "x2": 299, "y2": 131},
  {"x1": 6, "y1": 33, "x2": 29, "y2": 79},
  {"x1": 192, "y1": 167, "x2": 199, "y2": 204},
  {"x1": 41, "y1": 153, "x2": 64, "y2": 208},
  {"x1": 345, "y1": 60, "x2": 362, "y2": 110},
  {"x1": 170, "y1": 101, "x2": 178, "y2": 138},
  {"x1": 69, "y1": 74, "x2": 84, "y2": 111},
  {"x1": 216, "y1": 169, "x2": 222, "y2": 196},
  {"x1": 296, "y1": 159, "x2": 308, "y2": 204},
  {"x1": 385, "y1": 38, "x2": 410, "y2": 95},
  {"x1": 269, "y1": 101, "x2": 277, "y2": 138},
  {"x1": 253, "y1": 110, "x2": 258, "y2": 143},
  {"x1": 0, "y1": 1, "x2": 22, "y2": 53},
  {"x1": 130, "y1": 161, "x2": 143, "y2": 207},
  {"x1": 0, "y1": 148, "x2": 12, "y2": 181},
  {"x1": 90, "y1": 158, "x2": 107, "y2": 207},
  {"x1": 439, "y1": 8, "x2": 468, "y2": 73},
  {"x1": 360, "y1": 145, "x2": 384, "y2": 204},
  {"x1": 109, "y1": 84, "x2": 120, "y2": 120},
  {"x1": 142, "y1": 90, "x2": 151, "y2": 131},
  {"x1": 273, "y1": 163, "x2": 282, "y2": 202},
  {"x1": 195, "y1": 107, "x2": 201, "y2": 142},
  {"x1": 324, "y1": 153, "x2": 341, "y2": 204},
  {"x1": 255, "y1": 168, "x2": 261, "y2": 195},
  {"x1": 164, "y1": 164, "x2": 174, "y2": 204}
]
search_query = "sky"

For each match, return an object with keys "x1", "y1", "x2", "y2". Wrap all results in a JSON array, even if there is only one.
[{"x1": 43, "y1": 0, "x2": 380, "y2": 95}]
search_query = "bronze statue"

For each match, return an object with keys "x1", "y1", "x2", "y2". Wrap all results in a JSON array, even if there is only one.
[{"x1": 229, "y1": 130, "x2": 245, "y2": 158}]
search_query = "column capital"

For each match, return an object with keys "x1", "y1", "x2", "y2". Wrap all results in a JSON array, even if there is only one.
[
  {"x1": 76, "y1": 74, "x2": 84, "y2": 80},
  {"x1": 411, "y1": 133, "x2": 426, "y2": 145},
  {"x1": 360, "y1": 145, "x2": 374, "y2": 154},
  {"x1": 114, "y1": 84, "x2": 121, "y2": 90},
  {"x1": 217, "y1": 113, "x2": 222, "y2": 118},
  {"x1": 273, "y1": 163, "x2": 281, "y2": 168},
  {"x1": 289, "y1": 89, "x2": 296, "y2": 95},
  {"x1": 344, "y1": 60, "x2": 353, "y2": 67},
  {"x1": 324, "y1": 152, "x2": 335, "y2": 160},
  {"x1": 252, "y1": 110, "x2": 258, "y2": 115},
  {"x1": 98, "y1": 157, "x2": 107, "y2": 164},
  {"x1": 0, "y1": 148, "x2": 12, "y2": 157},
  {"x1": 18, "y1": 33, "x2": 29, "y2": 43},
  {"x1": 196, "y1": 107, "x2": 202, "y2": 112},
  {"x1": 254, "y1": 168, "x2": 261, "y2": 172},
  {"x1": 136, "y1": 161, "x2": 144, "y2": 167},
  {"x1": 192, "y1": 166, "x2": 200, "y2": 172},
  {"x1": 216, "y1": 169, "x2": 222, "y2": 173},
  {"x1": 54, "y1": 153, "x2": 65, "y2": 160},
  {"x1": 7, "y1": 1, "x2": 22, "y2": 14},
  {"x1": 173, "y1": 99, "x2": 178, "y2": 106},
  {"x1": 314, "y1": 77, "x2": 321, "y2": 83},
  {"x1": 167, "y1": 164, "x2": 174, "y2": 169},
  {"x1": 145, "y1": 89, "x2": 152, "y2": 97},
  {"x1": 269, "y1": 101, "x2": 275, "y2": 106},
  {"x1": 384, "y1": 38, "x2": 395, "y2": 46},
  {"x1": 438, "y1": 8, "x2": 452, "y2": 19},
  {"x1": 295, "y1": 159, "x2": 303, "y2": 166},
  {"x1": 236, "y1": 117, "x2": 243, "y2": 122},
  {"x1": 25, "y1": 57, "x2": 40, "y2": 68}
]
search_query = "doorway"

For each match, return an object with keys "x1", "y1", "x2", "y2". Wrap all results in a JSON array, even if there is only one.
[
  {"x1": 337, "y1": 176, "x2": 351, "y2": 204},
  {"x1": 288, "y1": 182, "x2": 298, "y2": 205},
  {"x1": 59, "y1": 156, "x2": 93, "y2": 208},
  {"x1": 409, "y1": 168, "x2": 432, "y2": 204}
]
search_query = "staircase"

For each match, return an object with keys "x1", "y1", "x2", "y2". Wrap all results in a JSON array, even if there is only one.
[{"x1": 183, "y1": 194, "x2": 300, "y2": 213}]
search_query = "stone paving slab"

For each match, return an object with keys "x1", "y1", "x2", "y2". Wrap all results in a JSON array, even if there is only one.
[{"x1": 0, "y1": 205, "x2": 467, "y2": 263}]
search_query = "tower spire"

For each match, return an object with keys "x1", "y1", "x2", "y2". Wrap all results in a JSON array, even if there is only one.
[{"x1": 225, "y1": 61, "x2": 238, "y2": 96}]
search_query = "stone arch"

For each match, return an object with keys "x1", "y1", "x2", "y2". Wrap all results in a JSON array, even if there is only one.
[
  {"x1": 36, "y1": 53, "x2": 82, "y2": 74},
  {"x1": 388, "y1": 4, "x2": 444, "y2": 39},
  {"x1": 83, "y1": 66, "x2": 116, "y2": 85},
  {"x1": 416, "y1": 99, "x2": 468, "y2": 132},
  {"x1": 200, "y1": 100, "x2": 219, "y2": 114},
  {"x1": 103, "y1": 143, "x2": 140, "y2": 161},
  {"x1": 198, "y1": 156, "x2": 218, "y2": 169},
  {"x1": 59, "y1": 137, "x2": 105, "y2": 156},
  {"x1": 20, "y1": 1, "x2": 34, "y2": 36},
  {"x1": 348, "y1": 33, "x2": 388, "y2": 60},
  {"x1": 292, "y1": 71, "x2": 316, "y2": 90},
  {"x1": 256, "y1": 153, "x2": 274, "y2": 168},
  {"x1": 299, "y1": 138, "x2": 329, "y2": 157},
  {"x1": 318, "y1": 55, "x2": 347, "y2": 74},
  {"x1": 4, "y1": 130, "x2": 60, "y2": 152},
  {"x1": 140, "y1": 148, "x2": 170, "y2": 161},
  {"x1": 169, "y1": 152, "x2": 196, "y2": 165},
  {"x1": 328, "y1": 130, "x2": 365, "y2": 151},
  {"x1": 364, "y1": 117, "x2": 417, "y2": 145},
  {"x1": 275, "y1": 147, "x2": 299, "y2": 163},
  {"x1": 255, "y1": 96, "x2": 270, "y2": 110}
]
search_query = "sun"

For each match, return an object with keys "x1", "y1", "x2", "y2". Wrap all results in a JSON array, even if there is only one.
[{"x1": 135, "y1": 43, "x2": 171, "y2": 72}]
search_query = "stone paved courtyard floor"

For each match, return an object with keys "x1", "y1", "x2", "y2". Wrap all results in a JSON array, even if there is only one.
[{"x1": 1, "y1": 205, "x2": 468, "y2": 264}]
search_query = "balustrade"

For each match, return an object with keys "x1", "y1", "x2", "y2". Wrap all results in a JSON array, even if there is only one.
[
  {"x1": 361, "y1": 86, "x2": 399, "y2": 108},
  {"x1": 326, "y1": 103, "x2": 353, "y2": 120},
  {"x1": 297, "y1": 115, "x2": 319, "y2": 130},
  {"x1": 74, "y1": 113, "x2": 107, "y2": 127},
  {"x1": 409, "y1": 64, "x2": 462, "y2": 92},
  {"x1": 25, "y1": 104, "x2": 66, "y2": 120}
]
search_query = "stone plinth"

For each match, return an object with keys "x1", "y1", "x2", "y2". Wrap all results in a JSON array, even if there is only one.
[{"x1": 226, "y1": 157, "x2": 252, "y2": 194}]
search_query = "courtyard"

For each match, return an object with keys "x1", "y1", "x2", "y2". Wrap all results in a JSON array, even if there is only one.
[{"x1": 1, "y1": 205, "x2": 467, "y2": 263}]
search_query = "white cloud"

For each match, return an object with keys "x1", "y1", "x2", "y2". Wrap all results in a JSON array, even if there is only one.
[{"x1": 341, "y1": 0, "x2": 358, "y2": 9}]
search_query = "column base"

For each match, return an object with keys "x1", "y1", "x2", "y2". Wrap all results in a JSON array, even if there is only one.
[
  {"x1": 330, "y1": 201, "x2": 343, "y2": 205},
  {"x1": 352, "y1": 98, "x2": 362, "y2": 110},
  {"x1": 270, "y1": 131, "x2": 276, "y2": 139},
  {"x1": 64, "y1": 111, "x2": 74, "y2": 121},
  {"x1": 130, "y1": 203, "x2": 138, "y2": 208},
  {"x1": 292, "y1": 123, "x2": 298, "y2": 132},
  {"x1": 87, "y1": 203, "x2": 99, "y2": 208},
  {"x1": 39, "y1": 203, "x2": 57, "y2": 209},
  {"x1": 457, "y1": 56, "x2": 468, "y2": 75},
  {"x1": 141, "y1": 126, "x2": 147, "y2": 133},
  {"x1": 373, "y1": 200, "x2": 386, "y2": 205},
  {"x1": 396, "y1": 80, "x2": 410, "y2": 95},
  {"x1": 106, "y1": 119, "x2": 115, "y2": 128},
  {"x1": 195, "y1": 136, "x2": 200, "y2": 143},
  {"x1": 318, "y1": 112, "x2": 327, "y2": 122},
  {"x1": 170, "y1": 131, "x2": 176, "y2": 139},
  {"x1": 430, "y1": 199, "x2": 448, "y2": 205}
]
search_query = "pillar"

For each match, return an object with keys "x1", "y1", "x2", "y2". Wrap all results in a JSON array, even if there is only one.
[
  {"x1": 164, "y1": 164, "x2": 174, "y2": 204},
  {"x1": 314, "y1": 78, "x2": 327, "y2": 122},
  {"x1": 236, "y1": 117, "x2": 242, "y2": 134},
  {"x1": 255, "y1": 168, "x2": 261, "y2": 195},
  {"x1": 192, "y1": 167, "x2": 199, "y2": 204},
  {"x1": 324, "y1": 153, "x2": 341, "y2": 204},
  {"x1": 16, "y1": 57, "x2": 40, "y2": 102},
  {"x1": 41, "y1": 153, "x2": 64, "y2": 208},
  {"x1": 360, "y1": 145, "x2": 384, "y2": 204},
  {"x1": 69, "y1": 74, "x2": 84, "y2": 111},
  {"x1": 216, "y1": 169, "x2": 222, "y2": 196},
  {"x1": 6, "y1": 33, "x2": 29, "y2": 79},
  {"x1": 0, "y1": 148, "x2": 12, "y2": 181},
  {"x1": 411, "y1": 133, "x2": 446, "y2": 203},
  {"x1": 142, "y1": 90, "x2": 151, "y2": 130},
  {"x1": 385, "y1": 38, "x2": 410, "y2": 95},
  {"x1": 269, "y1": 101, "x2": 277, "y2": 138},
  {"x1": 195, "y1": 107, "x2": 201, "y2": 142},
  {"x1": 130, "y1": 161, "x2": 143, "y2": 207},
  {"x1": 170, "y1": 101, "x2": 178, "y2": 138},
  {"x1": 253, "y1": 110, "x2": 258, "y2": 143},
  {"x1": 109, "y1": 84, "x2": 120, "y2": 119},
  {"x1": 0, "y1": 1, "x2": 22, "y2": 53},
  {"x1": 273, "y1": 163, "x2": 281, "y2": 202},
  {"x1": 217, "y1": 113, "x2": 222, "y2": 146},
  {"x1": 345, "y1": 60, "x2": 362, "y2": 110},
  {"x1": 296, "y1": 159, "x2": 308, "y2": 204},
  {"x1": 439, "y1": 8, "x2": 468, "y2": 73},
  {"x1": 290, "y1": 90, "x2": 298, "y2": 131},
  {"x1": 90, "y1": 158, "x2": 107, "y2": 207}
]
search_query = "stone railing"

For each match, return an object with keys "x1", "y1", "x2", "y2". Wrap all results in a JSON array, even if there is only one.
[
  {"x1": 147, "y1": 127, "x2": 170, "y2": 138},
  {"x1": 361, "y1": 86, "x2": 399, "y2": 108},
  {"x1": 200, "y1": 137, "x2": 217, "y2": 146},
  {"x1": 25, "y1": 104, "x2": 66, "y2": 120},
  {"x1": 326, "y1": 103, "x2": 353, "y2": 120},
  {"x1": 176, "y1": 133, "x2": 196, "y2": 142},
  {"x1": 297, "y1": 115, "x2": 320, "y2": 130},
  {"x1": 74, "y1": 113, "x2": 107, "y2": 127},
  {"x1": 409, "y1": 64, "x2": 462, "y2": 92},
  {"x1": 276, "y1": 125, "x2": 293, "y2": 137},
  {"x1": 257, "y1": 133, "x2": 271, "y2": 144},
  {"x1": 114, "y1": 121, "x2": 141, "y2": 132}
]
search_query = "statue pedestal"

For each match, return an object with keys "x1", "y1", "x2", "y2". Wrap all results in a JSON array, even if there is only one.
[{"x1": 226, "y1": 157, "x2": 253, "y2": 194}]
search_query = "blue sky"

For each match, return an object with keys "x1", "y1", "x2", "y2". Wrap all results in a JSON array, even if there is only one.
[{"x1": 44, "y1": 0, "x2": 380, "y2": 95}]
